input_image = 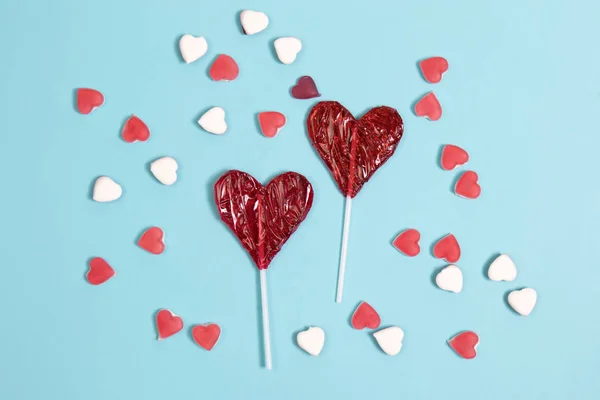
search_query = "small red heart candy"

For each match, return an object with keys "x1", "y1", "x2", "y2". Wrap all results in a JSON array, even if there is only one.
[
  {"x1": 441, "y1": 145, "x2": 469, "y2": 170},
  {"x1": 122, "y1": 115, "x2": 150, "y2": 143},
  {"x1": 258, "y1": 112, "x2": 286, "y2": 138},
  {"x1": 209, "y1": 54, "x2": 239, "y2": 81},
  {"x1": 86, "y1": 257, "x2": 115, "y2": 285},
  {"x1": 455, "y1": 171, "x2": 481, "y2": 199},
  {"x1": 76, "y1": 88, "x2": 104, "y2": 114},
  {"x1": 291, "y1": 76, "x2": 320, "y2": 99},
  {"x1": 192, "y1": 324, "x2": 221, "y2": 351},
  {"x1": 156, "y1": 309, "x2": 184, "y2": 340},
  {"x1": 448, "y1": 331, "x2": 479, "y2": 359},
  {"x1": 414, "y1": 92, "x2": 442, "y2": 121},
  {"x1": 393, "y1": 229, "x2": 421, "y2": 257},
  {"x1": 419, "y1": 57, "x2": 449, "y2": 84},
  {"x1": 433, "y1": 234, "x2": 461, "y2": 263},
  {"x1": 351, "y1": 301, "x2": 381, "y2": 330},
  {"x1": 138, "y1": 227, "x2": 165, "y2": 255}
]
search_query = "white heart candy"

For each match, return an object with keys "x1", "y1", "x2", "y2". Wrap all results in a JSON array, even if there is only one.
[
  {"x1": 488, "y1": 254, "x2": 517, "y2": 281},
  {"x1": 93, "y1": 176, "x2": 122, "y2": 202},
  {"x1": 150, "y1": 157, "x2": 178, "y2": 186},
  {"x1": 508, "y1": 288, "x2": 537, "y2": 316},
  {"x1": 179, "y1": 34, "x2": 208, "y2": 64},
  {"x1": 198, "y1": 107, "x2": 227, "y2": 134},
  {"x1": 297, "y1": 327, "x2": 325, "y2": 356},
  {"x1": 240, "y1": 10, "x2": 269, "y2": 35},
  {"x1": 274, "y1": 37, "x2": 302, "y2": 65},
  {"x1": 436, "y1": 265, "x2": 463, "y2": 293},
  {"x1": 373, "y1": 326, "x2": 404, "y2": 356}
]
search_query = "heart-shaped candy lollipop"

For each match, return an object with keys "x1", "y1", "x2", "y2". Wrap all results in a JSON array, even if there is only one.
[
  {"x1": 214, "y1": 170, "x2": 314, "y2": 270},
  {"x1": 307, "y1": 101, "x2": 404, "y2": 198}
]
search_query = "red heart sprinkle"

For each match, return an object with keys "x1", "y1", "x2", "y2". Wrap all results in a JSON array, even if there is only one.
[
  {"x1": 448, "y1": 331, "x2": 479, "y2": 359},
  {"x1": 156, "y1": 309, "x2": 184, "y2": 340},
  {"x1": 307, "y1": 102, "x2": 404, "y2": 198},
  {"x1": 86, "y1": 257, "x2": 115, "y2": 285},
  {"x1": 291, "y1": 76, "x2": 320, "y2": 99},
  {"x1": 138, "y1": 227, "x2": 165, "y2": 255},
  {"x1": 258, "y1": 111, "x2": 286, "y2": 138},
  {"x1": 414, "y1": 92, "x2": 442, "y2": 121},
  {"x1": 351, "y1": 301, "x2": 381, "y2": 330},
  {"x1": 441, "y1": 145, "x2": 469, "y2": 171},
  {"x1": 393, "y1": 229, "x2": 421, "y2": 257},
  {"x1": 192, "y1": 324, "x2": 221, "y2": 351},
  {"x1": 121, "y1": 115, "x2": 150, "y2": 143},
  {"x1": 419, "y1": 57, "x2": 449, "y2": 84},
  {"x1": 76, "y1": 88, "x2": 104, "y2": 114},
  {"x1": 214, "y1": 171, "x2": 314, "y2": 270},
  {"x1": 209, "y1": 54, "x2": 239, "y2": 81},
  {"x1": 433, "y1": 234, "x2": 461, "y2": 263},
  {"x1": 455, "y1": 171, "x2": 481, "y2": 199}
]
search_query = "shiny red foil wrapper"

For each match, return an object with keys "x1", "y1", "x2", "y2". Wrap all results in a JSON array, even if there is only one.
[
  {"x1": 307, "y1": 101, "x2": 404, "y2": 198},
  {"x1": 214, "y1": 170, "x2": 314, "y2": 270}
]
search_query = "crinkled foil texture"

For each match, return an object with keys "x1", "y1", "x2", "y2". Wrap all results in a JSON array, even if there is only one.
[
  {"x1": 307, "y1": 101, "x2": 404, "y2": 198},
  {"x1": 214, "y1": 170, "x2": 314, "y2": 270}
]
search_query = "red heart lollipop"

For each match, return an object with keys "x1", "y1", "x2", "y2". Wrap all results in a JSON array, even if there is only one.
[
  {"x1": 307, "y1": 101, "x2": 404, "y2": 198},
  {"x1": 214, "y1": 170, "x2": 314, "y2": 269},
  {"x1": 214, "y1": 170, "x2": 314, "y2": 369},
  {"x1": 307, "y1": 102, "x2": 404, "y2": 302}
]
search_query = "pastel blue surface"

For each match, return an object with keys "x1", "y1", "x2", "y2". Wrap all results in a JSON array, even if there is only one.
[{"x1": 1, "y1": 0, "x2": 599, "y2": 399}]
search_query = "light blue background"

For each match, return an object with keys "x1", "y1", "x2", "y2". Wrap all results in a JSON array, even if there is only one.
[{"x1": 1, "y1": 0, "x2": 599, "y2": 399}]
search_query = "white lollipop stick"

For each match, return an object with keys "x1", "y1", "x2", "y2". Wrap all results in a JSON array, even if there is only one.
[
  {"x1": 335, "y1": 195, "x2": 353, "y2": 303},
  {"x1": 259, "y1": 269, "x2": 272, "y2": 370}
]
